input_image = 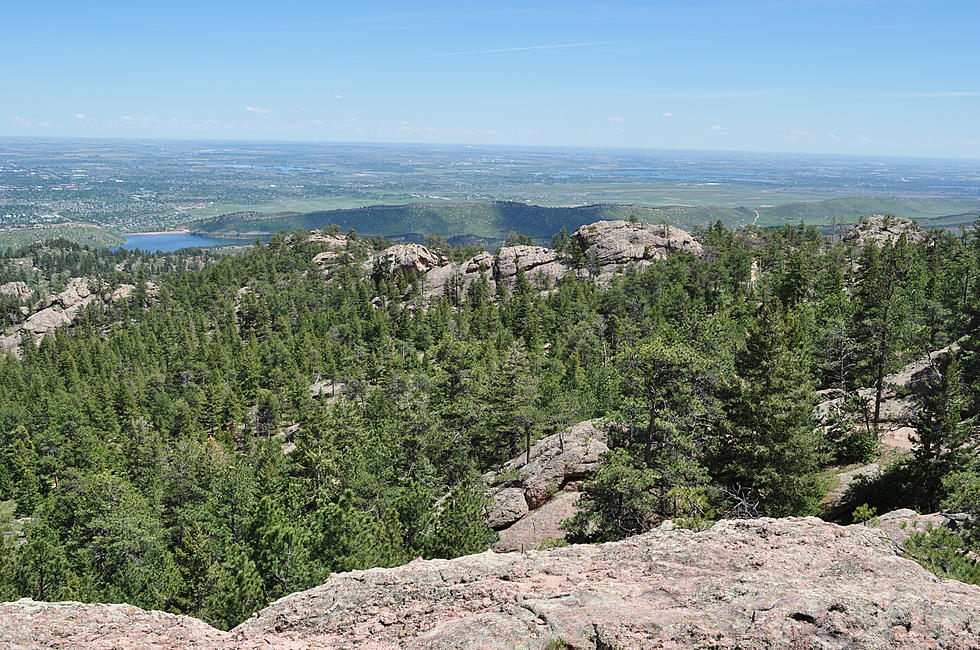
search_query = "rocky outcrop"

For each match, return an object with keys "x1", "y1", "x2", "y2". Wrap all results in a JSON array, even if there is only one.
[
  {"x1": 312, "y1": 250, "x2": 342, "y2": 266},
  {"x1": 308, "y1": 232, "x2": 353, "y2": 272},
  {"x1": 0, "y1": 598, "x2": 229, "y2": 649},
  {"x1": 0, "y1": 278, "x2": 98, "y2": 352},
  {"x1": 6, "y1": 515, "x2": 978, "y2": 648},
  {"x1": 815, "y1": 344, "x2": 958, "y2": 452},
  {"x1": 573, "y1": 220, "x2": 703, "y2": 281},
  {"x1": 421, "y1": 251, "x2": 495, "y2": 299},
  {"x1": 0, "y1": 278, "x2": 153, "y2": 354},
  {"x1": 873, "y1": 508, "x2": 957, "y2": 545},
  {"x1": 485, "y1": 420, "x2": 608, "y2": 551},
  {"x1": 308, "y1": 232, "x2": 349, "y2": 249},
  {"x1": 494, "y1": 491, "x2": 582, "y2": 553},
  {"x1": 495, "y1": 245, "x2": 568, "y2": 286},
  {"x1": 817, "y1": 345, "x2": 963, "y2": 511},
  {"x1": 365, "y1": 220, "x2": 704, "y2": 299},
  {"x1": 0, "y1": 281, "x2": 31, "y2": 301},
  {"x1": 846, "y1": 215, "x2": 925, "y2": 247},
  {"x1": 366, "y1": 244, "x2": 446, "y2": 277}
]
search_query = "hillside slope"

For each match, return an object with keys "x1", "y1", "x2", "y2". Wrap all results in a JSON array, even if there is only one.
[
  {"x1": 189, "y1": 201, "x2": 749, "y2": 240},
  {"x1": 3, "y1": 514, "x2": 978, "y2": 649},
  {"x1": 190, "y1": 197, "x2": 980, "y2": 242}
]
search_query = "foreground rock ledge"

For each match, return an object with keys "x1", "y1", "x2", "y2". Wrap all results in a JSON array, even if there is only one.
[{"x1": 3, "y1": 517, "x2": 978, "y2": 649}]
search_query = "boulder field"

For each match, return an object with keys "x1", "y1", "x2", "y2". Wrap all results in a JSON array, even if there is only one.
[{"x1": 2, "y1": 512, "x2": 977, "y2": 649}]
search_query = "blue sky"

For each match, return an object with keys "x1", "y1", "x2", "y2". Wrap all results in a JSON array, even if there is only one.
[{"x1": 2, "y1": 0, "x2": 979, "y2": 157}]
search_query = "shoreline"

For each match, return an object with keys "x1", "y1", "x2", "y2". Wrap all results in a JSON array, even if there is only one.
[{"x1": 120, "y1": 229, "x2": 192, "y2": 236}]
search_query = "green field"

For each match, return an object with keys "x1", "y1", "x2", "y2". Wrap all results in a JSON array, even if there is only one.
[
  {"x1": 755, "y1": 197, "x2": 980, "y2": 227},
  {"x1": 0, "y1": 224, "x2": 125, "y2": 251},
  {"x1": 180, "y1": 196, "x2": 419, "y2": 220}
]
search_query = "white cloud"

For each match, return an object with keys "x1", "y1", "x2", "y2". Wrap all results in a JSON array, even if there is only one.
[
  {"x1": 826, "y1": 133, "x2": 839, "y2": 140},
  {"x1": 311, "y1": 119, "x2": 325, "y2": 126},
  {"x1": 73, "y1": 113, "x2": 87, "y2": 120},
  {"x1": 608, "y1": 117, "x2": 625, "y2": 123},
  {"x1": 427, "y1": 41, "x2": 624, "y2": 58},
  {"x1": 334, "y1": 94, "x2": 343, "y2": 99},
  {"x1": 244, "y1": 106, "x2": 270, "y2": 114},
  {"x1": 857, "y1": 135, "x2": 872, "y2": 143},
  {"x1": 662, "y1": 112, "x2": 674, "y2": 118},
  {"x1": 120, "y1": 115, "x2": 135, "y2": 121},
  {"x1": 687, "y1": 91, "x2": 774, "y2": 100},
  {"x1": 963, "y1": 139, "x2": 980, "y2": 145},
  {"x1": 781, "y1": 130, "x2": 817, "y2": 140},
  {"x1": 10, "y1": 116, "x2": 55, "y2": 127}
]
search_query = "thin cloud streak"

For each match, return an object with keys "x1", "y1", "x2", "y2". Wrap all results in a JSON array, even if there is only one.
[
  {"x1": 685, "y1": 91, "x2": 776, "y2": 100},
  {"x1": 865, "y1": 91, "x2": 979, "y2": 98},
  {"x1": 426, "y1": 41, "x2": 625, "y2": 58}
]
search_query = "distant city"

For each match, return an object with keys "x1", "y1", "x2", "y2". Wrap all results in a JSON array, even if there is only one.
[{"x1": 2, "y1": 137, "x2": 979, "y2": 246}]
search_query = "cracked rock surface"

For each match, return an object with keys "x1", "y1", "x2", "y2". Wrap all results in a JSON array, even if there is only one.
[{"x1": 4, "y1": 515, "x2": 978, "y2": 649}]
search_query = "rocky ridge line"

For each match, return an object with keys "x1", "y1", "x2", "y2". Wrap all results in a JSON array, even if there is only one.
[{"x1": 314, "y1": 220, "x2": 706, "y2": 299}]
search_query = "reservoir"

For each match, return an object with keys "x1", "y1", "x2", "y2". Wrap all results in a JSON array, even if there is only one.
[{"x1": 117, "y1": 232, "x2": 255, "y2": 253}]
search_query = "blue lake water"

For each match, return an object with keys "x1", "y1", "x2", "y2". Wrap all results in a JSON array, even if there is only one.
[{"x1": 116, "y1": 233, "x2": 254, "y2": 253}]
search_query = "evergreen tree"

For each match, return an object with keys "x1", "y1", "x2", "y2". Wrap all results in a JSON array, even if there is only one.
[
  {"x1": 713, "y1": 302, "x2": 824, "y2": 516},
  {"x1": 425, "y1": 476, "x2": 496, "y2": 558},
  {"x1": 1, "y1": 425, "x2": 40, "y2": 516},
  {"x1": 909, "y1": 352, "x2": 975, "y2": 510},
  {"x1": 206, "y1": 544, "x2": 265, "y2": 630},
  {"x1": 13, "y1": 520, "x2": 75, "y2": 601}
]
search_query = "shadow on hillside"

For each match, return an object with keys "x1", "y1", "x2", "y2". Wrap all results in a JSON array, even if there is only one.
[{"x1": 825, "y1": 458, "x2": 924, "y2": 523}]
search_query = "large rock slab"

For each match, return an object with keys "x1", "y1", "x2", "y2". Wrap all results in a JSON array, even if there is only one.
[
  {"x1": 0, "y1": 281, "x2": 30, "y2": 301},
  {"x1": 847, "y1": 215, "x2": 925, "y2": 247},
  {"x1": 489, "y1": 420, "x2": 608, "y2": 511},
  {"x1": 494, "y1": 490, "x2": 581, "y2": 552},
  {"x1": 3, "y1": 516, "x2": 978, "y2": 648},
  {"x1": 366, "y1": 244, "x2": 445, "y2": 277},
  {"x1": 485, "y1": 487, "x2": 529, "y2": 530},
  {"x1": 573, "y1": 220, "x2": 703, "y2": 281},
  {"x1": 421, "y1": 251, "x2": 495, "y2": 299},
  {"x1": 485, "y1": 421, "x2": 608, "y2": 551},
  {"x1": 495, "y1": 245, "x2": 568, "y2": 287},
  {"x1": 231, "y1": 516, "x2": 980, "y2": 649},
  {"x1": 0, "y1": 598, "x2": 229, "y2": 649}
]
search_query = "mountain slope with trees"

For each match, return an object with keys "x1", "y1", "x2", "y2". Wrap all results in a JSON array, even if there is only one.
[{"x1": 0, "y1": 216, "x2": 976, "y2": 630}]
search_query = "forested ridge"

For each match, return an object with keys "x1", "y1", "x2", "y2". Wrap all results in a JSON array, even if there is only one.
[{"x1": 0, "y1": 217, "x2": 978, "y2": 629}]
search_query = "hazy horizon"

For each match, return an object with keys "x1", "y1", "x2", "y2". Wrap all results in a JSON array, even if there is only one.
[{"x1": 4, "y1": 134, "x2": 980, "y2": 163}]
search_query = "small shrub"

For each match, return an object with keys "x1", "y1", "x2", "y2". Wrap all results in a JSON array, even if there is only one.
[
  {"x1": 543, "y1": 639, "x2": 570, "y2": 650},
  {"x1": 852, "y1": 503, "x2": 879, "y2": 526},
  {"x1": 537, "y1": 537, "x2": 570, "y2": 551}
]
